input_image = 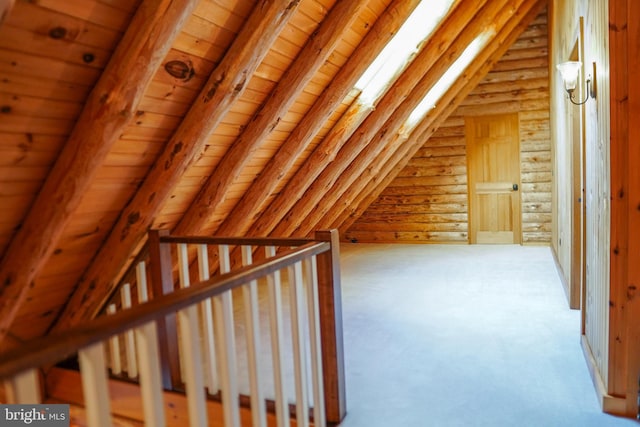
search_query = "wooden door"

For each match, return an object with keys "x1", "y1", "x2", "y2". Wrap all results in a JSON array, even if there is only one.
[{"x1": 466, "y1": 113, "x2": 521, "y2": 244}]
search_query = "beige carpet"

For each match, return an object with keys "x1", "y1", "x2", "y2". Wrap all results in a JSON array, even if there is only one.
[{"x1": 336, "y1": 243, "x2": 637, "y2": 427}]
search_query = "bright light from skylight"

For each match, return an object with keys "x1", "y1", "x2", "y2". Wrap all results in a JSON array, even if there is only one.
[
  {"x1": 354, "y1": 0, "x2": 456, "y2": 106},
  {"x1": 402, "y1": 29, "x2": 496, "y2": 134}
]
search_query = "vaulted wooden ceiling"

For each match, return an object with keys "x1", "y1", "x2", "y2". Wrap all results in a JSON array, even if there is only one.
[{"x1": 0, "y1": 0, "x2": 547, "y2": 350}]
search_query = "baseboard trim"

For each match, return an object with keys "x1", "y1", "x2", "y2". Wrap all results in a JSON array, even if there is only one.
[
  {"x1": 550, "y1": 246, "x2": 573, "y2": 308},
  {"x1": 580, "y1": 335, "x2": 628, "y2": 415}
]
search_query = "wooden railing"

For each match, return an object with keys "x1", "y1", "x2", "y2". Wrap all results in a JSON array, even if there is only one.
[{"x1": 0, "y1": 229, "x2": 346, "y2": 427}]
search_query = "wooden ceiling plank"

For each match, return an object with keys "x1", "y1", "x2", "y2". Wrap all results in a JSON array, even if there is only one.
[
  {"x1": 336, "y1": 0, "x2": 547, "y2": 234},
  {"x1": 214, "y1": 0, "x2": 422, "y2": 238},
  {"x1": 266, "y1": 0, "x2": 498, "y2": 238},
  {"x1": 0, "y1": 0, "x2": 198, "y2": 344},
  {"x1": 174, "y1": 0, "x2": 370, "y2": 236},
  {"x1": 0, "y1": 0, "x2": 14, "y2": 26},
  {"x1": 53, "y1": 0, "x2": 301, "y2": 329},
  {"x1": 303, "y1": 0, "x2": 534, "y2": 236}
]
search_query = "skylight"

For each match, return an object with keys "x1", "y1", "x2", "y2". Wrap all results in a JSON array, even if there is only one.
[
  {"x1": 401, "y1": 28, "x2": 496, "y2": 134},
  {"x1": 354, "y1": 0, "x2": 456, "y2": 106}
]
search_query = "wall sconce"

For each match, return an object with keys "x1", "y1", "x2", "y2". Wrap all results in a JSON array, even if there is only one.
[{"x1": 556, "y1": 61, "x2": 596, "y2": 105}]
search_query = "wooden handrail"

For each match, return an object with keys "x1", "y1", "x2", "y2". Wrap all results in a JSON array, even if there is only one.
[
  {"x1": 159, "y1": 234, "x2": 316, "y2": 247},
  {"x1": 0, "y1": 241, "x2": 330, "y2": 380}
]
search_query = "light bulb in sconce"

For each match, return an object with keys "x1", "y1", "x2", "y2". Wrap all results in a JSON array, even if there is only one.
[{"x1": 556, "y1": 61, "x2": 597, "y2": 105}]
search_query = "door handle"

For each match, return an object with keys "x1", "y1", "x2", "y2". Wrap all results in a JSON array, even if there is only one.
[{"x1": 512, "y1": 184, "x2": 519, "y2": 191}]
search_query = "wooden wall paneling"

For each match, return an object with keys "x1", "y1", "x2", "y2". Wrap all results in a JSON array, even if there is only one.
[
  {"x1": 624, "y1": 0, "x2": 640, "y2": 416},
  {"x1": 341, "y1": 1, "x2": 546, "y2": 241},
  {"x1": 609, "y1": 0, "x2": 640, "y2": 417},
  {"x1": 0, "y1": 0, "x2": 198, "y2": 345},
  {"x1": 266, "y1": 0, "x2": 496, "y2": 238},
  {"x1": 214, "y1": 0, "x2": 423, "y2": 238},
  {"x1": 53, "y1": 0, "x2": 300, "y2": 330},
  {"x1": 173, "y1": 0, "x2": 369, "y2": 238}
]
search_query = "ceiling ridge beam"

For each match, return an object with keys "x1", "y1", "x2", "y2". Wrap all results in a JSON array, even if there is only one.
[
  {"x1": 334, "y1": 0, "x2": 547, "y2": 235},
  {"x1": 212, "y1": 0, "x2": 423, "y2": 238},
  {"x1": 173, "y1": 0, "x2": 370, "y2": 236},
  {"x1": 53, "y1": 0, "x2": 301, "y2": 330},
  {"x1": 246, "y1": 0, "x2": 489, "y2": 238},
  {"x1": 294, "y1": 0, "x2": 526, "y2": 237},
  {"x1": 0, "y1": 0, "x2": 198, "y2": 345}
]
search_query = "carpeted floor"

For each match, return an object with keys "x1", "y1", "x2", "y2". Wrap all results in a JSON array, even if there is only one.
[{"x1": 336, "y1": 243, "x2": 638, "y2": 427}]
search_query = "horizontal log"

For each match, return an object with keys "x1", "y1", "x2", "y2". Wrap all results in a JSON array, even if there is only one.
[
  {"x1": 470, "y1": 77, "x2": 549, "y2": 95},
  {"x1": 343, "y1": 230, "x2": 468, "y2": 243},
  {"x1": 347, "y1": 221, "x2": 467, "y2": 233},
  {"x1": 355, "y1": 212, "x2": 468, "y2": 224},
  {"x1": 522, "y1": 222, "x2": 552, "y2": 232},
  {"x1": 463, "y1": 86, "x2": 549, "y2": 106},
  {"x1": 381, "y1": 184, "x2": 469, "y2": 196},
  {"x1": 391, "y1": 174, "x2": 467, "y2": 187},
  {"x1": 522, "y1": 232, "x2": 552, "y2": 243},
  {"x1": 399, "y1": 165, "x2": 467, "y2": 178},
  {"x1": 414, "y1": 145, "x2": 467, "y2": 158},
  {"x1": 500, "y1": 45, "x2": 549, "y2": 61},
  {"x1": 522, "y1": 182, "x2": 552, "y2": 193},
  {"x1": 375, "y1": 193, "x2": 468, "y2": 205},
  {"x1": 364, "y1": 202, "x2": 467, "y2": 215},
  {"x1": 406, "y1": 156, "x2": 467, "y2": 168},
  {"x1": 422, "y1": 136, "x2": 466, "y2": 147},
  {"x1": 490, "y1": 57, "x2": 548, "y2": 72},
  {"x1": 522, "y1": 202, "x2": 552, "y2": 213}
]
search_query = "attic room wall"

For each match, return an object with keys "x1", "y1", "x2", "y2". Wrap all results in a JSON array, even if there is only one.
[
  {"x1": 550, "y1": 0, "x2": 640, "y2": 417},
  {"x1": 345, "y1": 11, "x2": 551, "y2": 245},
  {"x1": 551, "y1": 0, "x2": 611, "y2": 399}
]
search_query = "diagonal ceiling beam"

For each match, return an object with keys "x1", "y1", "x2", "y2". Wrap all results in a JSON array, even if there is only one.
[
  {"x1": 53, "y1": 0, "x2": 301, "y2": 330},
  {"x1": 0, "y1": 0, "x2": 198, "y2": 344},
  {"x1": 173, "y1": 0, "x2": 369, "y2": 235},
  {"x1": 211, "y1": 0, "x2": 423, "y2": 237},
  {"x1": 246, "y1": 0, "x2": 488, "y2": 238},
  {"x1": 332, "y1": 0, "x2": 547, "y2": 235}
]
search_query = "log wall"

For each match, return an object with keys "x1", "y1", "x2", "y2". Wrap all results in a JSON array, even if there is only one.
[{"x1": 346, "y1": 11, "x2": 551, "y2": 244}]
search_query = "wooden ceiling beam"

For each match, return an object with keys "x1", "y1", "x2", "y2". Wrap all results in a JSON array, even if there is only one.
[
  {"x1": 174, "y1": 0, "x2": 370, "y2": 235},
  {"x1": 0, "y1": 0, "x2": 198, "y2": 344},
  {"x1": 53, "y1": 0, "x2": 300, "y2": 329},
  {"x1": 246, "y1": 0, "x2": 489, "y2": 238},
  {"x1": 0, "y1": 0, "x2": 14, "y2": 26},
  {"x1": 333, "y1": 0, "x2": 547, "y2": 235},
  {"x1": 213, "y1": 0, "x2": 423, "y2": 238}
]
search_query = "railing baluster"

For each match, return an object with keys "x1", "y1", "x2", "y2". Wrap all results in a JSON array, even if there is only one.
[
  {"x1": 216, "y1": 244, "x2": 241, "y2": 427},
  {"x1": 197, "y1": 243, "x2": 219, "y2": 396},
  {"x1": 106, "y1": 304, "x2": 122, "y2": 376},
  {"x1": 265, "y1": 246, "x2": 290, "y2": 427},
  {"x1": 241, "y1": 245, "x2": 267, "y2": 427},
  {"x1": 135, "y1": 261, "x2": 166, "y2": 427},
  {"x1": 305, "y1": 256, "x2": 326, "y2": 427},
  {"x1": 289, "y1": 261, "x2": 310, "y2": 427},
  {"x1": 177, "y1": 243, "x2": 208, "y2": 427},
  {"x1": 78, "y1": 342, "x2": 112, "y2": 427},
  {"x1": 120, "y1": 283, "x2": 138, "y2": 379},
  {"x1": 3, "y1": 369, "x2": 40, "y2": 403}
]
